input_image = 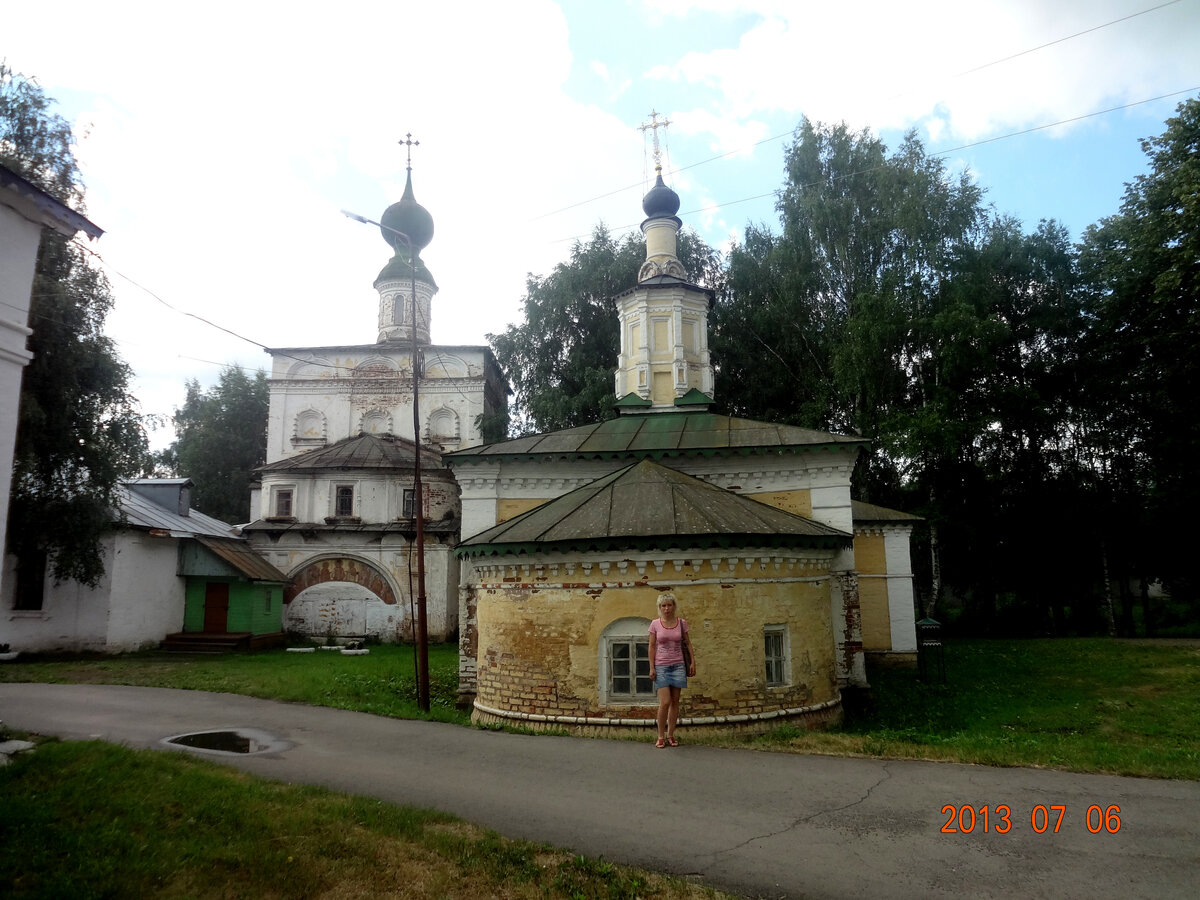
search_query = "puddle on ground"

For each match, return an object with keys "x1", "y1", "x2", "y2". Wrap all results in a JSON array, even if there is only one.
[{"x1": 162, "y1": 728, "x2": 290, "y2": 756}]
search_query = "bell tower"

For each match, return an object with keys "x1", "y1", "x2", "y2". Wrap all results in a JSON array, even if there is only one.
[
  {"x1": 374, "y1": 134, "x2": 437, "y2": 345},
  {"x1": 614, "y1": 111, "x2": 715, "y2": 409}
]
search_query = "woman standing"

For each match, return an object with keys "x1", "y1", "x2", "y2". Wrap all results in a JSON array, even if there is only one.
[{"x1": 648, "y1": 592, "x2": 696, "y2": 747}]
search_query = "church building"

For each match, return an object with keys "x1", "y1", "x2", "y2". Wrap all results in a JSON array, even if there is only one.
[
  {"x1": 447, "y1": 152, "x2": 919, "y2": 735},
  {"x1": 244, "y1": 156, "x2": 507, "y2": 644}
]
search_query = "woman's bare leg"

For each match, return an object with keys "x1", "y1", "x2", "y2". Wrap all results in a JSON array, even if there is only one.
[{"x1": 657, "y1": 686, "x2": 672, "y2": 739}]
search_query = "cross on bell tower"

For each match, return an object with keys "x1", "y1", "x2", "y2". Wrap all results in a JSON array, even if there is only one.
[
  {"x1": 639, "y1": 110, "x2": 671, "y2": 174},
  {"x1": 399, "y1": 133, "x2": 419, "y2": 170}
]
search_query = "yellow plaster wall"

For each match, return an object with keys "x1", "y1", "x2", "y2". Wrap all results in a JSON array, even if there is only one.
[
  {"x1": 473, "y1": 570, "x2": 839, "y2": 724},
  {"x1": 747, "y1": 489, "x2": 813, "y2": 518},
  {"x1": 854, "y1": 532, "x2": 887, "y2": 574},
  {"x1": 497, "y1": 498, "x2": 546, "y2": 523},
  {"x1": 858, "y1": 577, "x2": 892, "y2": 650}
]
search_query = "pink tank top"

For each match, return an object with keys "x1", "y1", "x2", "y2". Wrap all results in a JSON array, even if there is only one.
[{"x1": 649, "y1": 618, "x2": 688, "y2": 666}]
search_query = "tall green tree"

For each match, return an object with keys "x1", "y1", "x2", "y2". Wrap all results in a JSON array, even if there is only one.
[
  {"x1": 163, "y1": 366, "x2": 269, "y2": 524},
  {"x1": 715, "y1": 120, "x2": 984, "y2": 498},
  {"x1": 1078, "y1": 96, "x2": 1200, "y2": 617},
  {"x1": 2, "y1": 64, "x2": 150, "y2": 587},
  {"x1": 490, "y1": 224, "x2": 722, "y2": 434}
]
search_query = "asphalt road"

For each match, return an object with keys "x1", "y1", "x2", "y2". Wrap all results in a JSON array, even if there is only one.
[{"x1": 2, "y1": 683, "x2": 1198, "y2": 899}]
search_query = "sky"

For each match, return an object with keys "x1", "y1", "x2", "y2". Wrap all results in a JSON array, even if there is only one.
[{"x1": 5, "y1": 0, "x2": 1199, "y2": 450}]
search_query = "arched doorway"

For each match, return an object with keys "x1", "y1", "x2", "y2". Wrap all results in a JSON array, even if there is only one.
[{"x1": 283, "y1": 557, "x2": 407, "y2": 642}]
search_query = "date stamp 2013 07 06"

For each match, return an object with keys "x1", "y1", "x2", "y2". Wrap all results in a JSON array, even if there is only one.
[{"x1": 940, "y1": 804, "x2": 1123, "y2": 834}]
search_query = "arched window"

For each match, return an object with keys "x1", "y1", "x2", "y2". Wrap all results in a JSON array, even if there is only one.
[
  {"x1": 426, "y1": 407, "x2": 460, "y2": 447},
  {"x1": 598, "y1": 617, "x2": 654, "y2": 705},
  {"x1": 292, "y1": 409, "x2": 326, "y2": 447},
  {"x1": 360, "y1": 409, "x2": 392, "y2": 434}
]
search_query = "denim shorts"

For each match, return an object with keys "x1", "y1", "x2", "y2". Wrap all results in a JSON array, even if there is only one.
[{"x1": 654, "y1": 663, "x2": 687, "y2": 690}]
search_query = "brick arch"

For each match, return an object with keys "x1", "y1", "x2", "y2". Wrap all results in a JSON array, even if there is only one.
[{"x1": 284, "y1": 557, "x2": 398, "y2": 606}]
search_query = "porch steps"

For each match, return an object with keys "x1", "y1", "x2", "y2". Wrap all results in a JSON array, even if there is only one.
[{"x1": 160, "y1": 632, "x2": 287, "y2": 654}]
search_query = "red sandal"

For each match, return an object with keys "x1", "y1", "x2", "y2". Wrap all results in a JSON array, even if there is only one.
[
  {"x1": 667, "y1": 736, "x2": 679, "y2": 747},
  {"x1": 655, "y1": 737, "x2": 666, "y2": 748}
]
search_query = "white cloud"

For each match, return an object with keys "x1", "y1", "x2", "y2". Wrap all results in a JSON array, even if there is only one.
[
  {"x1": 4, "y1": 0, "x2": 1197, "y2": 450},
  {"x1": 641, "y1": 0, "x2": 1200, "y2": 141}
]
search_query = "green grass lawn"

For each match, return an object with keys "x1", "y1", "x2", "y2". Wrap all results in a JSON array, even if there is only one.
[
  {"x1": 750, "y1": 638, "x2": 1200, "y2": 780},
  {"x1": 0, "y1": 741, "x2": 724, "y2": 900},
  {"x1": 2, "y1": 637, "x2": 1197, "y2": 897},
  {"x1": 0, "y1": 643, "x2": 472, "y2": 725}
]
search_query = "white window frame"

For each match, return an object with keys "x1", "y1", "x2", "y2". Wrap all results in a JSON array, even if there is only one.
[
  {"x1": 599, "y1": 618, "x2": 655, "y2": 705},
  {"x1": 764, "y1": 624, "x2": 790, "y2": 687},
  {"x1": 273, "y1": 486, "x2": 295, "y2": 518},
  {"x1": 334, "y1": 483, "x2": 355, "y2": 517}
]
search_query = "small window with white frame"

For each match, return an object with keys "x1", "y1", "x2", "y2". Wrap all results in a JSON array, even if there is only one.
[
  {"x1": 274, "y1": 487, "x2": 294, "y2": 518},
  {"x1": 600, "y1": 617, "x2": 655, "y2": 704},
  {"x1": 334, "y1": 484, "x2": 354, "y2": 517},
  {"x1": 764, "y1": 624, "x2": 789, "y2": 687},
  {"x1": 609, "y1": 637, "x2": 653, "y2": 698}
]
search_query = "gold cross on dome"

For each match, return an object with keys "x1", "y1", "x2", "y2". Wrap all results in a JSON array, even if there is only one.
[
  {"x1": 399, "y1": 133, "x2": 420, "y2": 170},
  {"x1": 639, "y1": 110, "x2": 671, "y2": 173}
]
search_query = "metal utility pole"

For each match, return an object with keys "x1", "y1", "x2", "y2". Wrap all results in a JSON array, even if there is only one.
[{"x1": 341, "y1": 208, "x2": 430, "y2": 711}]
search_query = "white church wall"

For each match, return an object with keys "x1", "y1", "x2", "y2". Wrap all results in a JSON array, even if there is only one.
[
  {"x1": 266, "y1": 346, "x2": 497, "y2": 464},
  {"x1": 885, "y1": 526, "x2": 919, "y2": 653}
]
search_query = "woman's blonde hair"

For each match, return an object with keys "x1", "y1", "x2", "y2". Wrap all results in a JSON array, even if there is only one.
[{"x1": 657, "y1": 592, "x2": 679, "y2": 611}]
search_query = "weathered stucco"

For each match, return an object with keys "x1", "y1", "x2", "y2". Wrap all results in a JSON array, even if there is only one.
[{"x1": 468, "y1": 549, "x2": 842, "y2": 736}]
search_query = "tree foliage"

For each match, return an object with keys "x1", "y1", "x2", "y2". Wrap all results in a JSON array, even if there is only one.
[
  {"x1": 488, "y1": 104, "x2": 1200, "y2": 637},
  {"x1": 489, "y1": 224, "x2": 722, "y2": 434},
  {"x1": 160, "y1": 366, "x2": 269, "y2": 524},
  {"x1": 3, "y1": 64, "x2": 150, "y2": 587},
  {"x1": 1078, "y1": 97, "x2": 1200, "y2": 615}
]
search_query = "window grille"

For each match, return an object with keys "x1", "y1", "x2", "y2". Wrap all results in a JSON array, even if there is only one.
[
  {"x1": 765, "y1": 626, "x2": 788, "y2": 687},
  {"x1": 335, "y1": 485, "x2": 354, "y2": 517},
  {"x1": 609, "y1": 638, "x2": 653, "y2": 698}
]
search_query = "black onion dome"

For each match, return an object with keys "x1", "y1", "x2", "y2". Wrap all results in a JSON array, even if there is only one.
[
  {"x1": 641, "y1": 172, "x2": 680, "y2": 219},
  {"x1": 380, "y1": 170, "x2": 434, "y2": 253}
]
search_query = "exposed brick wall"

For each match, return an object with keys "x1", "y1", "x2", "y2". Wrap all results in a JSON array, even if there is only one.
[{"x1": 466, "y1": 551, "x2": 843, "y2": 731}]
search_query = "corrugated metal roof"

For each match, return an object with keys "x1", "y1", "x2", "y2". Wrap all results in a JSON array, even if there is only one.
[
  {"x1": 852, "y1": 500, "x2": 923, "y2": 523},
  {"x1": 445, "y1": 410, "x2": 866, "y2": 465},
  {"x1": 118, "y1": 485, "x2": 240, "y2": 538},
  {"x1": 457, "y1": 459, "x2": 852, "y2": 559},
  {"x1": 194, "y1": 537, "x2": 289, "y2": 581},
  {"x1": 257, "y1": 432, "x2": 445, "y2": 472}
]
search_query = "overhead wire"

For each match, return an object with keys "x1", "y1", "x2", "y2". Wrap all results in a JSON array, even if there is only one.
[
  {"x1": 32, "y1": 0, "x2": 1192, "y2": 398},
  {"x1": 549, "y1": 84, "x2": 1200, "y2": 246},
  {"x1": 72, "y1": 238, "x2": 491, "y2": 412},
  {"x1": 533, "y1": 0, "x2": 1189, "y2": 226}
]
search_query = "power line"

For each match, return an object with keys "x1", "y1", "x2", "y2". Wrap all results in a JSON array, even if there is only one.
[
  {"x1": 532, "y1": 0, "x2": 1186, "y2": 224},
  {"x1": 73, "y1": 240, "x2": 497, "y2": 412},
  {"x1": 550, "y1": 84, "x2": 1200, "y2": 246}
]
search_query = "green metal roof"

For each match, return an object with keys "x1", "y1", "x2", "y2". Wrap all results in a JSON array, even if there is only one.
[
  {"x1": 456, "y1": 459, "x2": 852, "y2": 559},
  {"x1": 852, "y1": 500, "x2": 923, "y2": 523},
  {"x1": 445, "y1": 410, "x2": 866, "y2": 465},
  {"x1": 673, "y1": 388, "x2": 714, "y2": 407}
]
